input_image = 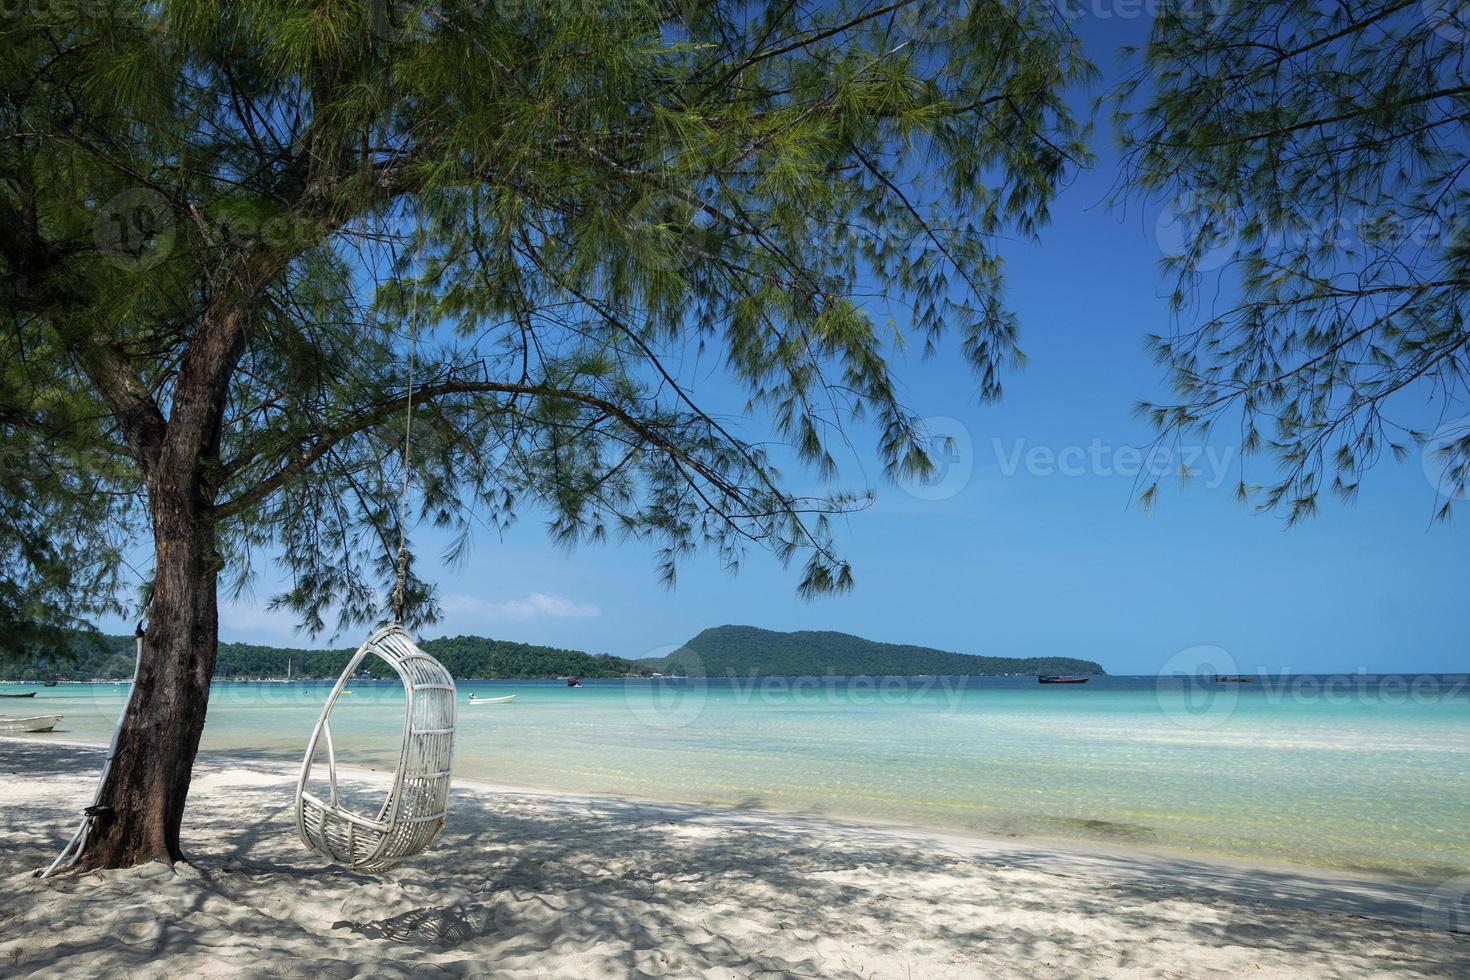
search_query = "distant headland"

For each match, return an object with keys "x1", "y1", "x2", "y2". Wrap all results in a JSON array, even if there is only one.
[
  {"x1": 637, "y1": 625, "x2": 1105, "y2": 678},
  {"x1": 1, "y1": 625, "x2": 1103, "y2": 681}
]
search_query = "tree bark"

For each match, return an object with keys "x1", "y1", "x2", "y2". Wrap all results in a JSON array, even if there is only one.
[
  {"x1": 69, "y1": 471, "x2": 222, "y2": 870},
  {"x1": 71, "y1": 504, "x2": 218, "y2": 868},
  {"x1": 60, "y1": 285, "x2": 254, "y2": 870}
]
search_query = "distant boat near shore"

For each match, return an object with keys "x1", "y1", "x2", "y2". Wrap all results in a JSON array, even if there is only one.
[
  {"x1": 467, "y1": 694, "x2": 515, "y2": 705},
  {"x1": 640, "y1": 625, "x2": 1105, "y2": 679},
  {"x1": 1214, "y1": 675, "x2": 1256, "y2": 683},
  {"x1": 1037, "y1": 675, "x2": 1089, "y2": 685},
  {"x1": 0, "y1": 715, "x2": 62, "y2": 733}
]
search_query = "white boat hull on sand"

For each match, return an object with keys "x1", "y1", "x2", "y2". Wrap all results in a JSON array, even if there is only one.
[
  {"x1": 467, "y1": 695, "x2": 515, "y2": 705},
  {"x1": 0, "y1": 715, "x2": 63, "y2": 734}
]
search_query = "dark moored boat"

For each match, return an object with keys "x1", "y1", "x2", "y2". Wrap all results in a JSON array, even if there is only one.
[
  {"x1": 1038, "y1": 675, "x2": 1089, "y2": 685},
  {"x1": 1214, "y1": 675, "x2": 1256, "y2": 683},
  {"x1": 41, "y1": 680, "x2": 58, "y2": 687},
  {"x1": 566, "y1": 676, "x2": 583, "y2": 688},
  {"x1": 0, "y1": 691, "x2": 38, "y2": 698}
]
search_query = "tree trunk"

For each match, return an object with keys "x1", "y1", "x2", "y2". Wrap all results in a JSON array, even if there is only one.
[{"x1": 69, "y1": 477, "x2": 221, "y2": 871}]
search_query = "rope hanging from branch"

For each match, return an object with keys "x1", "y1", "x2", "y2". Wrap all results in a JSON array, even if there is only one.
[
  {"x1": 294, "y1": 223, "x2": 457, "y2": 875},
  {"x1": 391, "y1": 245, "x2": 419, "y2": 624}
]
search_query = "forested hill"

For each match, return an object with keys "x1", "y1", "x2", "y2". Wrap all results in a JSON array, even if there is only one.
[
  {"x1": 423, "y1": 636, "x2": 630, "y2": 680},
  {"x1": 641, "y1": 625, "x2": 1105, "y2": 677},
  {"x1": 1, "y1": 626, "x2": 1104, "y2": 681},
  {"x1": 0, "y1": 633, "x2": 634, "y2": 681}
]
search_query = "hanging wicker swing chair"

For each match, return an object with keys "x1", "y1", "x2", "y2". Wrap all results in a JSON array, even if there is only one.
[{"x1": 295, "y1": 624, "x2": 457, "y2": 872}]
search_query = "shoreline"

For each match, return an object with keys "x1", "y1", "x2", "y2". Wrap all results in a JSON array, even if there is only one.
[
  {"x1": 3, "y1": 737, "x2": 1468, "y2": 978},
  {"x1": 8, "y1": 670, "x2": 1468, "y2": 682},
  {"x1": 4, "y1": 733, "x2": 1464, "y2": 907}
]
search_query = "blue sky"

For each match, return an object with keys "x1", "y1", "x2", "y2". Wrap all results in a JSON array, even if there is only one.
[{"x1": 127, "y1": 11, "x2": 1468, "y2": 674}]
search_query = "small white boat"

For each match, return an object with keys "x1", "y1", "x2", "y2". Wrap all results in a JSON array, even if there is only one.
[
  {"x1": 467, "y1": 695, "x2": 515, "y2": 705},
  {"x1": 0, "y1": 715, "x2": 63, "y2": 734}
]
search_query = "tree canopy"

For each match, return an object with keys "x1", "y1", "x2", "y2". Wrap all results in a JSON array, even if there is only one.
[
  {"x1": 2, "y1": 0, "x2": 1092, "y2": 647},
  {"x1": 3, "y1": 1, "x2": 1463, "y2": 873},
  {"x1": 1116, "y1": 1, "x2": 1470, "y2": 521}
]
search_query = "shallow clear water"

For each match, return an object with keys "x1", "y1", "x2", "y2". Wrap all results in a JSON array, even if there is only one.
[{"x1": 5, "y1": 674, "x2": 1467, "y2": 877}]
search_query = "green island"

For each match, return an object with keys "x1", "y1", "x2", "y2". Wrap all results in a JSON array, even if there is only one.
[
  {"x1": 3, "y1": 625, "x2": 1102, "y2": 681},
  {"x1": 640, "y1": 626, "x2": 1105, "y2": 678}
]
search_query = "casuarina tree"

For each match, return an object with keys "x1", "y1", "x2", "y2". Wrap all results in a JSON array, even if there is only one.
[
  {"x1": 0, "y1": 0, "x2": 1089, "y2": 869},
  {"x1": 1116, "y1": 1, "x2": 1470, "y2": 519}
]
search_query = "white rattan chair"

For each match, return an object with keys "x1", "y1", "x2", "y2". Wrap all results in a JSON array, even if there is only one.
[{"x1": 295, "y1": 624, "x2": 456, "y2": 872}]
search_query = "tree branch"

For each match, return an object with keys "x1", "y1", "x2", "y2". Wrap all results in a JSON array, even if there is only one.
[{"x1": 215, "y1": 378, "x2": 710, "y2": 519}]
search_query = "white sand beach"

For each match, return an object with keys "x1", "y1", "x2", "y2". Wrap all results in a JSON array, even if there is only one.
[{"x1": 1, "y1": 737, "x2": 1466, "y2": 978}]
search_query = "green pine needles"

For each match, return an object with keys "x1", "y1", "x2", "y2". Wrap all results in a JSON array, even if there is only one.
[
  {"x1": 1, "y1": 1, "x2": 1092, "y2": 642},
  {"x1": 1116, "y1": 1, "x2": 1470, "y2": 522}
]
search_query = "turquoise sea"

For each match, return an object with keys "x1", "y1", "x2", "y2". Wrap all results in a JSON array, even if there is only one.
[{"x1": 4, "y1": 673, "x2": 1467, "y2": 877}]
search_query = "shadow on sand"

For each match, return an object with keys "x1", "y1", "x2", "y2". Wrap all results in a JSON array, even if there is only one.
[{"x1": 2, "y1": 739, "x2": 1467, "y2": 978}]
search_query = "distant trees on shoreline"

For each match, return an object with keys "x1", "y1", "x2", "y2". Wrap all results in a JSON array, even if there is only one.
[
  {"x1": 1, "y1": 626, "x2": 1105, "y2": 681},
  {"x1": 0, "y1": 633, "x2": 634, "y2": 681}
]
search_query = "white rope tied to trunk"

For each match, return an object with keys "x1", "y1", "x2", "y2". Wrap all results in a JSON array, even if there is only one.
[{"x1": 39, "y1": 623, "x2": 145, "y2": 878}]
